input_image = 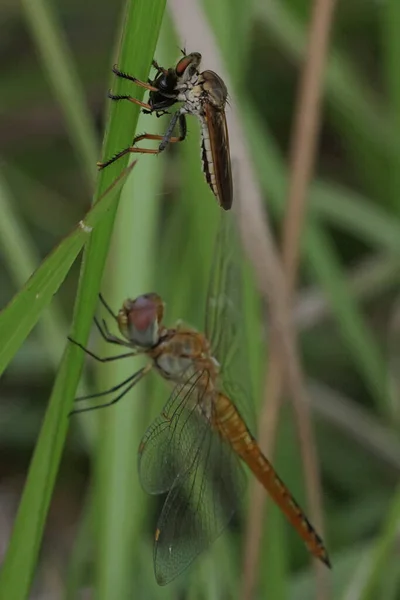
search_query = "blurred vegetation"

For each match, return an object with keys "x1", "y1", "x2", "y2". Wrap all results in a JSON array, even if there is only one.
[{"x1": 0, "y1": 0, "x2": 399, "y2": 598}]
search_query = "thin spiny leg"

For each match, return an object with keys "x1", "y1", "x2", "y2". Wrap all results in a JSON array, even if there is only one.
[
  {"x1": 94, "y1": 317, "x2": 135, "y2": 349},
  {"x1": 93, "y1": 317, "x2": 132, "y2": 348},
  {"x1": 67, "y1": 336, "x2": 135, "y2": 363},
  {"x1": 70, "y1": 365, "x2": 151, "y2": 415},
  {"x1": 72, "y1": 369, "x2": 143, "y2": 404},
  {"x1": 152, "y1": 59, "x2": 168, "y2": 75},
  {"x1": 97, "y1": 118, "x2": 187, "y2": 170},
  {"x1": 99, "y1": 293, "x2": 117, "y2": 320},
  {"x1": 159, "y1": 112, "x2": 187, "y2": 152},
  {"x1": 111, "y1": 65, "x2": 158, "y2": 91},
  {"x1": 107, "y1": 91, "x2": 152, "y2": 111},
  {"x1": 131, "y1": 132, "x2": 181, "y2": 144}
]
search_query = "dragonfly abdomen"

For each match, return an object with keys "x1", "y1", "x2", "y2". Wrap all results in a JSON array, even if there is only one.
[{"x1": 214, "y1": 394, "x2": 330, "y2": 567}]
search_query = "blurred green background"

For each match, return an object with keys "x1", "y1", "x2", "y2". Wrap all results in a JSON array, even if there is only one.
[{"x1": 1, "y1": 0, "x2": 400, "y2": 598}]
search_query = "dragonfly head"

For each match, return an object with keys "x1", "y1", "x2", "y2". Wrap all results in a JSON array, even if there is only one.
[{"x1": 117, "y1": 293, "x2": 164, "y2": 348}]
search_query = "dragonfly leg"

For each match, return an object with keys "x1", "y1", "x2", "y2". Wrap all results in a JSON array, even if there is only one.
[
  {"x1": 70, "y1": 364, "x2": 152, "y2": 415},
  {"x1": 99, "y1": 293, "x2": 117, "y2": 320},
  {"x1": 93, "y1": 317, "x2": 134, "y2": 349},
  {"x1": 68, "y1": 336, "x2": 135, "y2": 363}
]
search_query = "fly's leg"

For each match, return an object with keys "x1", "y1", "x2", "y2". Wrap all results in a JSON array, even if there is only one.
[
  {"x1": 107, "y1": 91, "x2": 152, "y2": 111},
  {"x1": 97, "y1": 112, "x2": 187, "y2": 170},
  {"x1": 151, "y1": 59, "x2": 168, "y2": 76},
  {"x1": 111, "y1": 64, "x2": 158, "y2": 91},
  {"x1": 159, "y1": 113, "x2": 187, "y2": 152}
]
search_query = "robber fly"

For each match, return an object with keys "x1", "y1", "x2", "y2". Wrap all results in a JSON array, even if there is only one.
[{"x1": 98, "y1": 52, "x2": 233, "y2": 210}]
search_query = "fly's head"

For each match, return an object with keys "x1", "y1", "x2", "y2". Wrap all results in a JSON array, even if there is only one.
[
  {"x1": 199, "y1": 71, "x2": 228, "y2": 111},
  {"x1": 148, "y1": 52, "x2": 202, "y2": 112},
  {"x1": 175, "y1": 52, "x2": 202, "y2": 85},
  {"x1": 117, "y1": 293, "x2": 165, "y2": 348},
  {"x1": 148, "y1": 69, "x2": 179, "y2": 112}
]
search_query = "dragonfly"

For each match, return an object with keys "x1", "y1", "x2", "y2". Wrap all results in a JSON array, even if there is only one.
[
  {"x1": 97, "y1": 51, "x2": 233, "y2": 210},
  {"x1": 70, "y1": 215, "x2": 330, "y2": 585}
]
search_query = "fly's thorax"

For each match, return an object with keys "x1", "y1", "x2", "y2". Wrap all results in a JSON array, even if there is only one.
[
  {"x1": 198, "y1": 71, "x2": 228, "y2": 110},
  {"x1": 175, "y1": 69, "x2": 228, "y2": 119},
  {"x1": 176, "y1": 83, "x2": 204, "y2": 117}
]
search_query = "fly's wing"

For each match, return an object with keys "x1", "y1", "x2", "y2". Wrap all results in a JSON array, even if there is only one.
[
  {"x1": 204, "y1": 213, "x2": 255, "y2": 431},
  {"x1": 203, "y1": 103, "x2": 233, "y2": 210},
  {"x1": 138, "y1": 370, "x2": 246, "y2": 586}
]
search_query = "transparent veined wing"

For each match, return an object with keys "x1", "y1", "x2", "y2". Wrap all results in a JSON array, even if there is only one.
[
  {"x1": 137, "y1": 370, "x2": 246, "y2": 585},
  {"x1": 203, "y1": 102, "x2": 233, "y2": 210},
  {"x1": 138, "y1": 370, "x2": 206, "y2": 495},
  {"x1": 204, "y1": 212, "x2": 255, "y2": 430}
]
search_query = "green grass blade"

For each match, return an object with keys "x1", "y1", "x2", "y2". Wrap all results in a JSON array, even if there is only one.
[
  {"x1": 257, "y1": 0, "x2": 400, "y2": 205},
  {"x1": 0, "y1": 0, "x2": 166, "y2": 595},
  {"x1": 0, "y1": 166, "x2": 132, "y2": 379},
  {"x1": 311, "y1": 182, "x2": 400, "y2": 252},
  {"x1": 20, "y1": 0, "x2": 98, "y2": 187},
  {"x1": 356, "y1": 483, "x2": 400, "y2": 600},
  {"x1": 93, "y1": 117, "x2": 163, "y2": 598},
  {"x1": 381, "y1": 0, "x2": 400, "y2": 215},
  {"x1": 0, "y1": 168, "x2": 135, "y2": 599},
  {"x1": 0, "y1": 170, "x2": 66, "y2": 366},
  {"x1": 240, "y1": 103, "x2": 387, "y2": 409}
]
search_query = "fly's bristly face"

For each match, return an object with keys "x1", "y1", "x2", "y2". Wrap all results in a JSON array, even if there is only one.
[
  {"x1": 175, "y1": 52, "x2": 202, "y2": 85},
  {"x1": 117, "y1": 293, "x2": 165, "y2": 349},
  {"x1": 148, "y1": 53, "x2": 203, "y2": 113}
]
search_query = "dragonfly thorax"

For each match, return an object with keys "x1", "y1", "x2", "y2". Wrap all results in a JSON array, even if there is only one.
[
  {"x1": 150, "y1": 327, "x2": 219, "y2": 391},
  {"x1": 155, "y1": 353, "x2": 196, "y2": 382}
]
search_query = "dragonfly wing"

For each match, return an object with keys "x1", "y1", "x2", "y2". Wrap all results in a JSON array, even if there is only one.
[
  {"x1": 138, "y1": 370, "x2": 206, "y2": 495},
  {"x1": 153, "y1": 412, "x2": 246, "y2": 585},
  {"x1": 205, "y1": 213, "x2": 255, "y2": 431}
]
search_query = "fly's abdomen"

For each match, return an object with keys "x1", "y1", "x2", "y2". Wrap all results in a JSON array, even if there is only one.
[{"x1": 200, "y1": 121, "x2": 219, "y2": 199}]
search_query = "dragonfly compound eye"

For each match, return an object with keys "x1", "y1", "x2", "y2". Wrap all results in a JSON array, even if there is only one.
[{"x1": 118, "y1": 294, "x2": 164, "y2": 348}]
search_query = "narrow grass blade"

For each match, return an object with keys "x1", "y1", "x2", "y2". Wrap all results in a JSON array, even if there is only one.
[
  {"x1": 20, "y1": 0, "x2": 98, "y2": 187},
  {"x1": 0, "y1": 165, "x2": 133, "y2": 378},
  {"x1": 241, "y1": 104, "x2": 387, "y2": 410},
  {"x1": 357, "y1": 483, "x2": 400, "y2": 600},
  {"x1": 0, "y1": 170, "x2": 66, "y2": 367},
  {"x1": 0, "y1": 163, "x2": 135, "y2": 598}
]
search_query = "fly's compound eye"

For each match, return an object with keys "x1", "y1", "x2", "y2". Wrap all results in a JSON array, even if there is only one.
[{"x1": 175, "y1": 52, "x2": 202, "y2": 82}]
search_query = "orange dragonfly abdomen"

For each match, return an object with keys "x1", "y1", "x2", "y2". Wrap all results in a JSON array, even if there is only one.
[{"x1": 214, "y1": 393, "x2": 331, "y2": 567}]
